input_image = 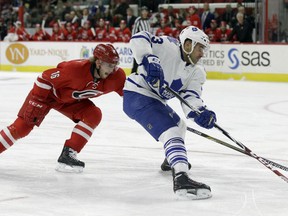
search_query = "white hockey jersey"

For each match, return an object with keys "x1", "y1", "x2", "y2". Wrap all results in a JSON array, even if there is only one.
[{"x1": 124, "y1": 31, "x2": 207, "y2": 118}]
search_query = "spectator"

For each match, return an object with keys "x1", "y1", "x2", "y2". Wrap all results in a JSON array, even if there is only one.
[
  {"x1": 0, "y1": 17, "x2": 8, "y2": 40},
  {"x1": 70, "y1": 10, "x2": 80, "y2": 30},
  {"x1": 43, "y1": 11, "x2": 56, "y2": 27},
  {"x1": 176, "y1": 8, "x2": 187, "y2": 25},
  {"x1": 116, "y1": 20, "x2": 131, "y2": 43},
  {"x1": 62, "y1": 12, "x2": 70, "y2": 22},
  {"x1": 165, "y1": 5, "x2": 177, "y2": 26},
  {"x1": 95, "y1": 18, "x2": 108, "y2": 41},
  {"x1": 114, "y1": 0, "x2": 129, "y2": 17},
  {"x1": 172, "y1": 18, "x2": 184, "y2": 39},
  {"x1": 114, "y1": 0, "x2": 129, "y2": 24},
  {"x1": 205, "y1": 19, "x2": 220, "y2": 42},
  {"x1": 30, "y1": 23, "x2": 51, "y2": 41},
  {"x1": 227, "y1": 12, "x2": 253, "y2": 43},
  {"x1": 201, "y1": 2, "x2": 215, "y2": 31},
  {"x1": 187, "y1": 6, "x2": 201, "y2": 29},
  {"x1": 63, "y1": 22, "x2": 78, "y2": 41},
  {"x1": 91, "y1": 0, "x2": 106, "y2": 20},
  {"x1": 50, "y1": 23, "x2": 65, "y2": 41},
  {"x1": 78, "y1": 20, "x2": 95, "y2": 41},
  {"x1": 104, "y1": 20, "x2": 118, "y2": 42},
  {"x1": 217, "y1": 21, "x2": 231, "y2": 43},
  {"x1": 150, "y1": 13, "x2": 161, "y2": 28},
  {"x1": 5, "y1": 21, "x2": 30, "y2": 41},
  {"x1": 81, "y1": 8, "x2": 95, "y2": 28},
  {"x1": 238, "y1": 6, "x2": 255, "y2": 30},
  {"x1": 181, "y1": 15, "x2": 191, "y2": 27},
  {"x1": 104, "y1": 0, "x2": 117, "y2": 23},
  {"x1": 125, "y1": 7, "x2": 136, "y2": 31},
  {"x1": 220, "y1": 4, "x2": 234, "y2": 28},
  {"x1": 155, "y1": 19, "x2": 173, "y2": 37},
  {"x1": 150, "y1": 6, "x2": 165, "y2": 27},
  {"x1": 23, "y1": 4, "x2": 32, "y2": 27},
  {"x1": 47, "y1": 13, "x2": 60, "y2": 28}
]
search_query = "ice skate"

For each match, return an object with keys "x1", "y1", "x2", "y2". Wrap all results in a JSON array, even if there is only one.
[
  {"x1": 161, "y1": 158, "x2": 192, "y2": 171},
  {"x1": 173, "y1": 169, "x2": 211, "y2": 200},
  {"x1": 55, "y1": 146, "x2": 85, "y2": 173}
]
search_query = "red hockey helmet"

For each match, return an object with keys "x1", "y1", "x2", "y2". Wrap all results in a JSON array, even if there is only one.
[{"x1": 93, "y1": 44, "x2": 119, "y2": 64}]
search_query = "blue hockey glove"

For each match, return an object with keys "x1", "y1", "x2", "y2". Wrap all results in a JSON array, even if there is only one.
[
  {"x1": 188, "y1": 107, "x2": 217, "y2": 129},
  {"x1": 142, "y1": 54, "x2": 164, "y2": 88}
]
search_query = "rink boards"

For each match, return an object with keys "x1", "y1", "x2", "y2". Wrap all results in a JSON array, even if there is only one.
[{"x1": 0, "y1": 41, "x2": 288, "y2": 82}]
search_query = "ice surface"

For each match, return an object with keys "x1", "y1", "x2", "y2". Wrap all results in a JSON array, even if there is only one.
[{"x1": 0, "y1": 72, "x2": 288, "y2": 216}]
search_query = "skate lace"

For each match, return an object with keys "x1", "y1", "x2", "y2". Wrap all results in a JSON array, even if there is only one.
[{"x1": 68, "y1": 149, "x2": 79, "y2": 161}]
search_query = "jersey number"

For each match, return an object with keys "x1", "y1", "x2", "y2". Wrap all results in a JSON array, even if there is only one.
[
  {"x1": 151, "y1": 36, "x2": 178, "y2": 46},
  {"x1": 51, "y1": 71, "x2": 60, "y2": 79},
  {"x1": 151, "y1": 36, "x2": 163, "y2": 44}
]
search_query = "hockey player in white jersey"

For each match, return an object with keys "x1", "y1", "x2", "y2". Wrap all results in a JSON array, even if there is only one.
[{"x1": 123, "y1": 26, "x2": 217, "y2": 200}]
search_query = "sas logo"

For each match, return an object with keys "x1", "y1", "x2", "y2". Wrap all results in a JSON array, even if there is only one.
[
  {"x1": 80, "y1": 46, "x2": 90, "y2": 59},
  {"x1": 6, "y1": 43, "x2": 29, "y2": 64},
  {"x1": 228, "y1": 48, "x2": 270, "y2": 69},
  {"x1": 228, "y1": 48, "x2": 240, "y2": 69}
]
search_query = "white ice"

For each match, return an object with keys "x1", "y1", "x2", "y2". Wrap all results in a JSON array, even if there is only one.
[{"x1": 0, "y1": 72, "x2": 288, "y2": 216}]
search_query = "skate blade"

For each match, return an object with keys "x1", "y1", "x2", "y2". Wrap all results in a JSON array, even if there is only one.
[
  {"x1": 175, "y1": 189, "x2": 212, "y2": 200},
  {"x1": 55, "y1": 163, "x2": 84, "y2": 173}
]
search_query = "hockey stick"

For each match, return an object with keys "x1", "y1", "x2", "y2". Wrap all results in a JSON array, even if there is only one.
[
  {"x1": 165, "y1": 86, "x2": 288, "y2": 183},
  {"x1": 186, "y1": 126, "x2": 288, "y2": 172}
]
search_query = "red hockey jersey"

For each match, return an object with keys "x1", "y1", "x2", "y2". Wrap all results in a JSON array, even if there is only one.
[{"x1": 32, "y1": 59, "x2": 126, "y2": 104}]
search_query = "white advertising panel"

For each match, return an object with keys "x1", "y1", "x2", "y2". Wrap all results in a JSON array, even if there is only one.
[
  {"x1": 201, "y1": 43, "x2": 288, "y2": 74},
  {"x1": 1, "y1": 41, "x2": 288, "y2": 81}
]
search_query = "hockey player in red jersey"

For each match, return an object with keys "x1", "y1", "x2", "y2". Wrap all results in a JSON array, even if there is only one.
[{"x1": 0, "y1": 44, "x2": 126, "y2": 173}]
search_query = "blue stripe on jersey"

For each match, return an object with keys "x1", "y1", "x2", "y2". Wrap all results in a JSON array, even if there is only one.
[
  {"x1": 127, "y1": 77, "x2": 144, "y2": 88},
  {"x1": 127, "y1": 74, "x2": 159, "y2": 97},
  {"x1": 183, "y1": 90, "x2": 201, "y2": 99}
]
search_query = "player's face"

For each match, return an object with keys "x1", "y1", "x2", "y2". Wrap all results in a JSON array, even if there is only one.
[
  {"x1": 98, "y1": 61, "x2": 117, "y2": 79},
  {"x1": 189, "y1": 43, "x2": 205, "y2": 64}
]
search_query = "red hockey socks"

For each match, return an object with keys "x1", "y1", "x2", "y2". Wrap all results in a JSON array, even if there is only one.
[{"x1": 64, "y1": 121, "x2": 95, "y2": 153}]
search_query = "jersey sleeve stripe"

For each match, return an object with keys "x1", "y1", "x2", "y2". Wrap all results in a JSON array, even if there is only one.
[{"x1": 35, "y1": 79, "x2": 52, "y2": 90}]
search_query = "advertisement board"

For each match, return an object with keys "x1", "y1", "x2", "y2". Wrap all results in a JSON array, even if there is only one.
[{"x1": 1, "y1": 41, "x2": 288, "y2": 82}]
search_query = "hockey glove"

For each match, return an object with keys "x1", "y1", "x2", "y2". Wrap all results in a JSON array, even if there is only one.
[
  {"x1": 188, "y1": 107, "x2": 216, "y2": 129},
  {"x1": 142, "y1": 54, "x2": 164, "y2": 88},
  {"x1": 24, "y1": 98, "x2": 49, "y2": 126}
]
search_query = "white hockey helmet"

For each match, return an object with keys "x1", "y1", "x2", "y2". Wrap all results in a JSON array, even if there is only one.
[{"x1": 179, "y1": 26, "x2": 210, "y2": 56}]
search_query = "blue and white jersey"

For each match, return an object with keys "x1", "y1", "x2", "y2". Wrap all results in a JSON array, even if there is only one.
[{"x1": 124, "y1": 31, "x2": 207, "y2": 118}]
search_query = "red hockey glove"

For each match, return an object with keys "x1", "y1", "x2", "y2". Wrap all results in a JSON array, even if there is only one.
[{"x1": 24, "y1": 98, "x2": 49, "y2": 126}]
